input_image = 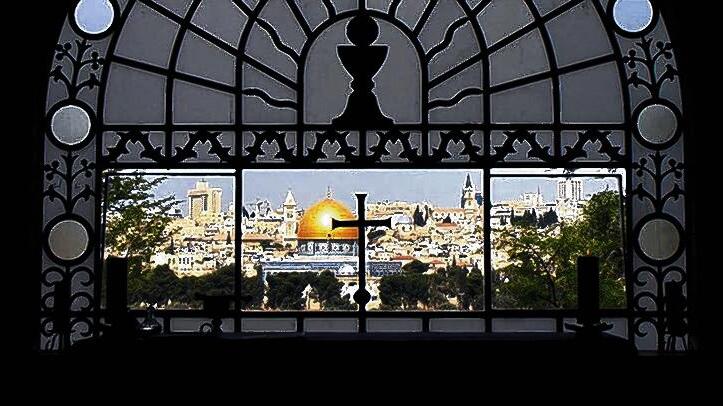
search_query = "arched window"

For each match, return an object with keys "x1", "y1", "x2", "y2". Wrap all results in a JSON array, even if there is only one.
[{"x1": 40, "y1": 0, "x2": 688, "y2": 352}]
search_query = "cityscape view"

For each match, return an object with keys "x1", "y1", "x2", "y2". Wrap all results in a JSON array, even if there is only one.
[{"x1": 103, "y1": 170, "x2": 626, "y2": 311}]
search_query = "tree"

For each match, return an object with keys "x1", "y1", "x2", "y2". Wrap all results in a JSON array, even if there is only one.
[
  {"x1": 310, "y1": 270, "x2": 355, "y2": 310},
  {"x1": 512, "y1": 209, "x2": 537, "y2": 227},
  {"x1": 104, "y1": 172, "x2": 181, "y2": 265},
  {"x1": 495, "y1": 191, "x2": 625, "y2": 309},
  {"x1": 378, "y1": 261, "x2": 485, "y2": 310},
  {"x1": 240, "y1": 264, "x2": 264, "y2": 310},
  {"x1": 539, "y1": 209, "x2": 559, "y2": 229},
  {"x1": 402, "y1": 259, "x2": 429, "y2": 274},
  {"x1": 128, "y1": 264, "x2": 185, "y2": 308},
  {"x1": 378, "y1": 273, "x2": 427, "y2": 310},
  {"x1": 378, "y1": 276, "x2": 404, "y2": 309},
  {"x1": 464, "y1": 266, "x2": 485, "y2": 310},
  {"x1": 265, "y1": 272, "x2": 316, "y2": 310},
  {"x1": 577, "y1": 191, "x2": 625, "y2": 308},
  {"x1": 125, "y1": 262, "x2": 267, "y2": 310},
  {"x1": 495, "y1": 225, "x2": 572, "y2": 308},
  {"x1": 413, "y1": 205, "x2": 427, "y2": 227}
]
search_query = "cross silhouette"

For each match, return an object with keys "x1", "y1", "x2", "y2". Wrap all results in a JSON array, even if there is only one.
[{"x1": 331, "y1": 193, "x2": 391, "y2": 331}]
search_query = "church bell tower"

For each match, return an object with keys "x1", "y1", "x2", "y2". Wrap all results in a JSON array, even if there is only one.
[{"x1": 461, "y1": 173, "x2": 477, "y2": 210}]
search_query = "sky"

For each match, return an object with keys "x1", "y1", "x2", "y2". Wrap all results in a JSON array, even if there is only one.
[
  {"x1": 151, "y1": 176, "x2": 235, "y2": 217},
  {"x1": 137, "y1": 170, "x2": 621, "y2": 215},
  {"x1": 242, "y1": 170, "x2": 620, "y2": 208}
]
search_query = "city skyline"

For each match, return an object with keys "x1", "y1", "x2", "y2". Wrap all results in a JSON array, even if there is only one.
[
  {"x1": 151, "y1": 176, "x2": 235, "y2": 217},
  {"x1": 142, "y1": 171, "x2": 622, "y2": 214}
]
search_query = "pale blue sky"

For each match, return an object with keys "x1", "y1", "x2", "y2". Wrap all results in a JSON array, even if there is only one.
[
  {"x1": 152, "y1": 176, "x2": 235, "y2": 217},
  {"x1": 145, "y1": 171, "x2": 620, "y2": 215}
]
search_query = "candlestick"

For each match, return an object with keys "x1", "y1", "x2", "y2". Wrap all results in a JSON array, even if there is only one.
[
  {"x1": 577, "y1": 255, "x2": 600, "y2": 327},
  {"x1": 565, "y1": 255, "x2": 611, "y2": 334},
  {"x1": 106, "y1": 256, "x2": 128, "y2": 329}
]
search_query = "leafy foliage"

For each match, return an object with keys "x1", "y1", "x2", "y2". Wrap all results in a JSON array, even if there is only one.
[
  {"x1": 104, "y1": 172, "x2": 180, "y2": 262},
  {"x1": 495, "y1": 191, "x2": 625, "y2": 309},
  {"x1": 310, "y1": 271, "x2": 356, "y2": 310},
  {"x1": 378, "y1": 262, "x2": 484, "y2": 310},
  {"x1": 127, "y1": 264, "x2": 264, "y2": 309},
  {"x1": 538, "y1": 209, "x2": 559, "y2": 229},
  {"x1": 265, "y1": 272, "x2": 315, "y2": 310},
  {"x1": 265, "y1": 271, "x2": 355, "y2": 310}
]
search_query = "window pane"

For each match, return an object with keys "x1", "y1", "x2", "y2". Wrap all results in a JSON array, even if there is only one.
[
  {"x1": 242, "y1": 170, "x2": 485, "y2": 311},
  {"x1": 102, "y1": 171, "x2": 236, "y2": 310},
  {"x1": 491, "y1": 170, "x2": 626, "y2": 310}
]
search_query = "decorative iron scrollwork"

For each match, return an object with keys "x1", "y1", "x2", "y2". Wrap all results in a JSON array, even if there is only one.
[
  {"x1": 39, "y1": 0, "x2": 689, "y2": 352},
  {"x1": 49, "y1": 39, "x2": 104, "y2": 100}
]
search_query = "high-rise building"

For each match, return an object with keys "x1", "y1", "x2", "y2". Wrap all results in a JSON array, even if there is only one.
[
  {"x1": 557, "y1": 178, "x2": 583, "y2": 202},
  {"x1": 188, "y1": 179, "x2": 223, "y2": 220}
]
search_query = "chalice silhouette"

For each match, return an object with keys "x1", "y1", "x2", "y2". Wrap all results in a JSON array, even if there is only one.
[{"x1": 332, "y1": 15, "x2": 393, "y2": 128}]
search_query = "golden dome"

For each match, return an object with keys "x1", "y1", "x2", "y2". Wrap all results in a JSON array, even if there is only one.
[{"x1": 297, "y1": 198, "x2": 358, "y2": 240}]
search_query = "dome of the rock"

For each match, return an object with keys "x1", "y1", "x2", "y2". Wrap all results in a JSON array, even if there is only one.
[{"x1": 297, "y1": 197, "x2": 358, "y2": 240}]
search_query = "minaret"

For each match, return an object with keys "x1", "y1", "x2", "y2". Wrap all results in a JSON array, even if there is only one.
[
  {"x1": 282, "y1": 189, "x2": 298, "y2": 247},
  {"x1": 537, "y1": 185, "x2": 543, "y2": 207}
]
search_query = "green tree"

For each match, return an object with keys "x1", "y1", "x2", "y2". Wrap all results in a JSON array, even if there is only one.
[
  {"x1": 128, "y1": 264, "x2": 184, "y2": 308},
  {"x1": 464, "y1": 266, "x2": 485, "y2": 310},
  {"x1": 379, "y1": 273, "x2": 428, "y2": 310},
  {"x1": 126, "y1": 263, "x2": 261, "y2": 310},
  {"x1": 378, "y1": 261, "x2": 485, "y2": 310},
  {"x1": 539, "y1": 209, "x2": 559, "y2": 229},
  {"x1": 265, "y1": 272, "x2": 315, "y2": 310},
  {"x1": 413, "y1": 205, "x2": 427, "y2": 227},
  {"x1": 378, "y1": 275, "x2": 405, "y2": 309},
  {"x1": 240, "y1": 264, "x2": 265, "y2": 310},
  {"x1": 512, "y1": 209, "x2": 537, "y2": 227},
  {"x1": 310, "y1": 270, "x2": 355, "y2": 310},
  {"x1": 495, "y1": 191, "x2": 625, "y2": 309},
  {"x1": 496, "y1": 225, "x2": 575, "y2": 308},
  {"x1": 401, "y1": 273, "x2": 428, "y2": 309},
  {"x1": 402, "y1": 259, "x2": 429, "y2": 274},
  {"x1": 197, "y1": 264, "x2": 235, "y2": 297},
  {"x1": 104, "y1": 172, "x2": 181, "y2": 264},
  {"x1": 577, "y1": 191, "x2": 625, "y2": 308}
]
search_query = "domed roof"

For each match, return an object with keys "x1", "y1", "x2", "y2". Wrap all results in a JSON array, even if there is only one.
[
  {"x1": 298, "y1": 198, "x2": 358, "y2": 240},
  {"x1": 391, "y1": 213, "x2": 413, "y2": 226}
]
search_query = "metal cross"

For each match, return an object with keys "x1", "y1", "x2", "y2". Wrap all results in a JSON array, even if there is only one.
[{"x1": 331, "y1": 193, "x2": 391, "y2": 332}]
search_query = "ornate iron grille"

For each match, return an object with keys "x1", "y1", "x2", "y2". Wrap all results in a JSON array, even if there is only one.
[{"x1": 40, "y1": 0, "x2": 688, "y2": 352}]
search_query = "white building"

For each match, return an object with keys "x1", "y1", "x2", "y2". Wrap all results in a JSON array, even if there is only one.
[{"x1": 557, "y1": 178, "x2": 583, "y2": 202}]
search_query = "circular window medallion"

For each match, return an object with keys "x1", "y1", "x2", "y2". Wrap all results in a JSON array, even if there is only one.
[
  {"x1": 633, "y1": 100, "x2": 681, "y2": 149},
  {"x1": 48, "y1": 220, "x2": 90, "y2": 261},
  {"x1": 73, "y1": 0, "x2": 116, "y2": 36},
  {"x1": 638, "y1": 218, "x2": 681, "y2": 262},
  {"x1": 612, "y1": 0, "x2": 654, "y2": 33},
  {"x1": 637, "y1": 103, "x2": 678, "y2": 145},
  {"x1": 50, "y1": 105, "x2": 92, "y2": 146}
]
